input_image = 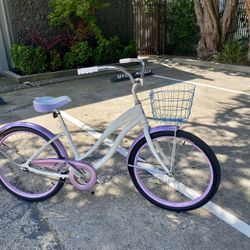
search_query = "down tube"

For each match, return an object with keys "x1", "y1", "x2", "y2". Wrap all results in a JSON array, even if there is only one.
[
  {"x1": 78, "y1": 105, "x2": 144, "y2": 161},
  {"x1": 93, "y1": 118, "x2": 141, "y2": 170}
]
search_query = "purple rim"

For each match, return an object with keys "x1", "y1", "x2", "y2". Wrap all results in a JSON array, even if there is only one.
[
  {"x1": 0, "y1": 122, "x2": 68, "y2": 199},
  {"x1": 133, "y1": 135, "x2": 214, "y2": 208},
  {"x1": 0, "y1": 122, "x2": 68, "y2": 158}
]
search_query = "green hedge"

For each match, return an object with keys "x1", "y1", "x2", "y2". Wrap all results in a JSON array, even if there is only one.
[
  {"x1": 11, "y1": 45, "x2": 47, "y2": 75},
  {"x1": 166, "y1": 0, "x2": 199, "y2": 55},
  {"x1": 11, "y1": 37, "x2": 138, "y2": 75},
  {"x1": 63, "y1": 41, "x2": 92, "y2": 69}
]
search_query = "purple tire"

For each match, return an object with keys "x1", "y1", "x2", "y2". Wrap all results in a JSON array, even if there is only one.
[
  {"x1": 128, "y1": 130, "x2": 221, "y2": 212},
  {"x1": 0, "y1": 126, "x2": 67, "y2": 201}
]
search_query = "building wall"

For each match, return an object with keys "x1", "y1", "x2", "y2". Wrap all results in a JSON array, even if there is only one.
[
  {"x1": 6, "y1": 0, "x2": 52, "y2": 44},
  {"x1": 0, "y1": 27, "x2": 9, "y2": 71},
  {"x1": 0, "y1": 0, "x2": 13, "y2": 70},
  {"x1": 6, "y1": 0, "x2": 133, "y2": 44}
]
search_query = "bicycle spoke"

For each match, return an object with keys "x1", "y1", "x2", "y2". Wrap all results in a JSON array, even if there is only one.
[
  {"x1": 129, "y1": 130, "x2": 219, "y2": 211},
  {"x1": 0, "y1": 128, "x2": 65, "y2": 200}
]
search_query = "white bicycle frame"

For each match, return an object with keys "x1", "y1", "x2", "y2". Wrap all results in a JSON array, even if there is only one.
[
  {"x1": 59, "y1": 103, "x2": 169, "y2": 172},
  {"x1": 21, "y1": 103, "x2": 170, "y2": 178},
  {"x1": 20, "y1": 59, "x2": 171, "y2": 178}
]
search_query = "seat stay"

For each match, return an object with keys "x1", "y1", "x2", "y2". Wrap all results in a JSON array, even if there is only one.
[{"x1": 24, "y1": 133, "x2": 64, "y2": 167}]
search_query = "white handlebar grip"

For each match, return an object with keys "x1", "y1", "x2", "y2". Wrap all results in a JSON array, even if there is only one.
[
  {"x1": 119, "y1": 58, "x2": 134, "y2": 64},
  {"x1": 77, "y1": 66, "x2": 99, "y2": 75}
]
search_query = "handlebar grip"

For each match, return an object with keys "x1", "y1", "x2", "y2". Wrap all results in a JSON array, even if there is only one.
[
  {"x1": 119, "y1": 58, "x2": 139, "y2": 64},
  {"x1": 77, "y1": 66, "x2": 99, "y2": 75}
]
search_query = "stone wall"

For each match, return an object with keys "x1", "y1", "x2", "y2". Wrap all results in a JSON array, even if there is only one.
[
  {"x1": 7, "y1": 0, "x2": 53, "y2": 43},
  {"x1": 6, "y1": 0, "x2": 133, "y2": 44}
]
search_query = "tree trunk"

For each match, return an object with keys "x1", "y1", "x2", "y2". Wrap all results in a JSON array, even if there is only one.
[
  {"x1": 194, "y1": 0, "x2": 220, "y2": 58},
  {"x1": 221, "y1": 0, "x2": 239, "y2": 44},
  {"x1": 245, "y1": 0, "x2": 250, "y2": 62},
  {"x1": 194, "y1": 0, "x2": 239, "y2": 59}
]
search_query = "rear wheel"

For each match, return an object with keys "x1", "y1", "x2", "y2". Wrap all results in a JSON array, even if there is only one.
[
  {"x1": 128, "y1": 130, "x2": 221, "y2": 211},
  {"x1": 0, "y1": 127, "x2": 66, "y2": 201}
]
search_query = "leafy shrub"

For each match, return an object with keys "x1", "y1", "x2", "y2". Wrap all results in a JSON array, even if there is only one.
[
  {"x1": 26, "y1": 28, "x2": 74, "y2": 54},
  {"x1": 94, "y1": 36, "x2": 122, "y2": 65},
  {"x1": 213, "y1": 41, "x2": 248, "y2": 64},
  {"x1": 166, "y1": 0, "x2": 199, "y2": 55},
  {"x1": 11, "y1": 44, "x2": 46, "y2": 75},
  {"x1": 63, "y1": 41, "x2": 92, "y2": 69},
  {"x1": 49, "y1": 49, "x2": 62, "y2": 71},
  {"x1": 121, "y1": 41, "x2": 137, "y2": 59},
  {"x1": 48, "y1": 0, "x2": 108, "y2": 41}
]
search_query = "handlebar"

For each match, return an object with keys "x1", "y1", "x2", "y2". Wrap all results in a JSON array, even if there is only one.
[
  {"x1": 78, "y1": 65, "x2": 136, "y2": 84},
  {"x1": 77, "y1": 66, "x2": 99, "y2": 75},
  {"x1": 77, "y1": 58, "x2": 145, "y2": 84},
  {"x1": 119, "y1": 58, "x2": 145, "y2": 78},
  {"x1": 77, "y1": 58, "x2": 145, "y2": 104}
]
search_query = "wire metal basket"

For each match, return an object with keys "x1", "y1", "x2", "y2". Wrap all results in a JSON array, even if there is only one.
[{"x1": 149, "y1": 83, "x2": 196, "y2": 125}]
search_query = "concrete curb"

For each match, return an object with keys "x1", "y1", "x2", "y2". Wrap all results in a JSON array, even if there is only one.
[
  {"x1": 0, "y1": 71, "x2": 110, "y2": 94},
  {"x1": 172, "y1": 57, "x2": 250, "y2": 74},
  {"x1": 3, "y1": 68, "x2": 78, "y2": 84}
]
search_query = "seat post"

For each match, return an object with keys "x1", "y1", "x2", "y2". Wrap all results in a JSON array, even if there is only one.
[{"x1": 56, "y1": 109, "x2": 81, "y2": 159}]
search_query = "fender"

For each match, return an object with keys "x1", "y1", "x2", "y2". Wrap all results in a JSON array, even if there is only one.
[
  {"x1": 0, "y1": 122, "x2": 68, "y2": 159},
  {"x1": 126, "y1": 125, "x2": 179, "y2": 167}
]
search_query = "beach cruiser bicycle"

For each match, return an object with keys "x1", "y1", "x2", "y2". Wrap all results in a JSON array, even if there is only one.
[{"x1": 0, "y1": 58, "x2": 220, "y2": 212}]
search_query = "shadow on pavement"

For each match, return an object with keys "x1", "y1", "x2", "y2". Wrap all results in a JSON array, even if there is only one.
[{"x1": 185, "y1": 93, "x2": 250, "y2": 223}]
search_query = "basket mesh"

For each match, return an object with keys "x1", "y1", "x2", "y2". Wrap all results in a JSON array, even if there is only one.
[{"x1": 149, "y1": 83, "x2": 195, "y2": 125}]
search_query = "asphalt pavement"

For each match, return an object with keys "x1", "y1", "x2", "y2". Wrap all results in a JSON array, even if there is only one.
[{"x1": 0, "y1": 59, "x2": 249, "y2": 249}]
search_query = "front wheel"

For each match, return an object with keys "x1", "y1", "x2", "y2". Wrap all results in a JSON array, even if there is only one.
[{"x1": 128, "y1": 130, "x2": 221, "y2": 212}]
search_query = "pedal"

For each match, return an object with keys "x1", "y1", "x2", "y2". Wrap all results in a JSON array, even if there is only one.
[{"x1": 97, "y1": 175, "x2": 112, "y2": 184}]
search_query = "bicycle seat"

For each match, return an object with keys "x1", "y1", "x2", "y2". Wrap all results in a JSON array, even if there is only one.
[{"x1": 33, "y1": 96, "x2": 71, "y2": 113}]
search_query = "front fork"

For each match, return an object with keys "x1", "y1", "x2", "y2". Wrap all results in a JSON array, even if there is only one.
[{"x1": 143, "y1": 124, "x2": 179, "y2": 175}]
